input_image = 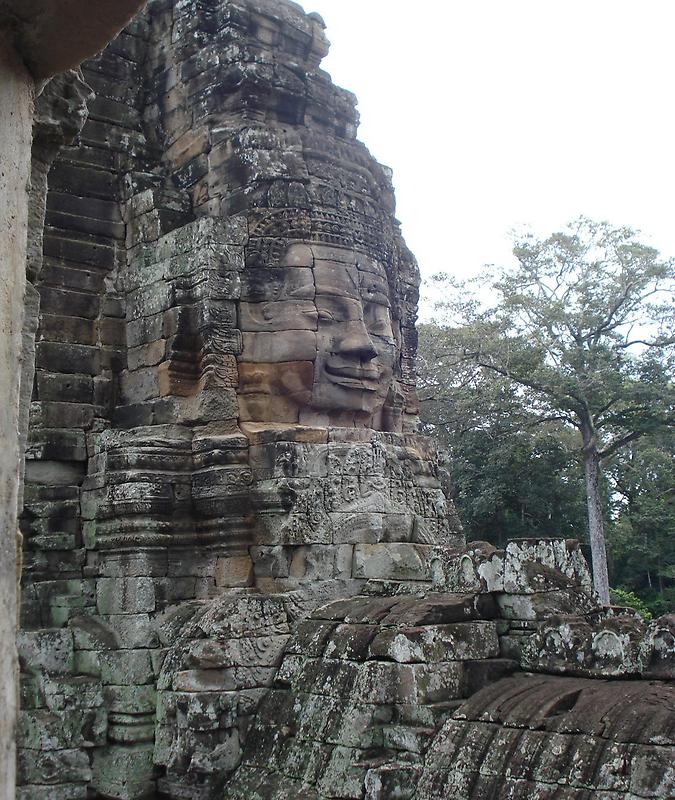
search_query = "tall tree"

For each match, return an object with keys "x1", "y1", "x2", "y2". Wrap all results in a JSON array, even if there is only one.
[{"x1": 429, "y1": 218, "x2": 675, "y2": 603}]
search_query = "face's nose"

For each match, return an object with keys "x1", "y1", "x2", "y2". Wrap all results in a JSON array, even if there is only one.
[{"x1": 336, "y1": 322, "x2": 377, "y2": 362}]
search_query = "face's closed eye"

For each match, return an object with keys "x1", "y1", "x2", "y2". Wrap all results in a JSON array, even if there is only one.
[
  {"x1": 316, "y1": 296, "x2": 363, "y2": 325},
  {"x1": 364, "y1": 302, "x2": 394, "y2": 341},
  {"x1": 317, "y1": 308, "x2": 336, "y2": 322}
]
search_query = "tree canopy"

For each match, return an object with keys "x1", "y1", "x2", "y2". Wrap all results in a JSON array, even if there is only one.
[{"x1": 422, "y1": 218, "x2": 675, "y2": 604}]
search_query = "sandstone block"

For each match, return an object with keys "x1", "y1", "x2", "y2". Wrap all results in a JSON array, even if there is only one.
[
  {"x1": 36, "y1": 342, "x2": 101, "y2": 375},
  {"x1": 91, "y1": 744, "x2": 155, "y2": 800},
  {"x1": 496, "y1": 588, "x2": 597, "y2": 621},
  {"x1": 73, "y1": 650, "x2": 101, "y2": 678},
  {"x1": 332, "y1": 513, "x2": 383, "y2": 545},
  {"x1": 70, "y1": 616, "x2": 120, "y2": 651},
  {"x1": 45, "y1": 678, "x2": 104, "y2": 717},
  {"x1": 288, "y1": 544, "x2": 353, "y2": 582},
  {"x1": 17, "y1": 785, "x2": 87, "y2": 800},
  {"x1": 316, "y1": 746, "x2": 368, "y2": 799},
  {"x1": 36, "y1": 372, "x2": 93, "y2": 404},
  {"x1": 365, "y1": 763, "x2": 421, "y2": 800},
  {"x1": 238, "y1": 361, "x2": 313, "y2": 404},
  {"x1": 353, "y1": 543, "x2": 430, "y2": 581},
  {"x1": 239, "y1": 300, "x2": 318, "y2": 331},
  {"x1": 127, "y1": 340, "x2": 166, "y2": 371},
  {"x1": 39, "y1": 313, "x2": 97, "y2": 344},
  {"x1": 99, "y1": 552, "x2": 168, "y2": 578},
  {"x1": 214, "y1": 556, "x2": 254, "y2": 588},
  {"x1": 238, "y1": 392, "x2": 300, "y2": 423},
  {"x1": 173, "y1": 667, "x2": 277, "y2": 692},
  {"x1": 240, "y1": 422, "x2": 328, "y2": 445},
  {"x1": 100, "y1": 317, "x2": 126, "y2": 347},
  {"x1": 103, "y1": 685, "x2": 157, "y2": 714},
  {"x1": 522, "y1": 612, "x2": 649, "y2": 677},
  {"x1": 18, "y1": 707, "x2": 106, "y2": 751},
  {"x1": 251, "y1": 546, "x2": 291, "y2": 578},
  {"x1": 126, "y1": 312, "x2": 163, "y2": 348},
  {"x1": 352, "y1": 662, "x2": 416, "y2": 704},
  {"x1": 97, "y1": 578, "x2": 156, "y2": 614},
  {"x1": 434, "y1": 542, "x2": 505, "y2": 593},
  {"x1": 17, "y1": 748, "x2": 91, "y2": 786},
  {"x1": 240, "y1": 267, "x2": 315, "y2": 302},
  {"x1": 99, "y1": 650, "x2": 154, "y2": 686},
  {"x1": 120, "y1": 367, "x2": 160, "y2": 403},
  {"x1": 126, "y1": 281, "x2": 173, "y2": 320},
  {"x1": 368, "y1": 622, "x2": 500, "y2": 663},
  {"x1": 379, "y1": 593, "x2": 499, "y2": 627},
  {"x1": 185, "y1": 635, "x2": 289, "y2": 670},
  {"x1": 643, "y1": 614, "x2": 675, "y2": 679},
  {"x1": 504, "y1": 538, "x2": 593, "y2": 594},
  {"x1": 285, "y1": 620, "x2": 338, "y2": 657},
  {"x1": 17, "y1": 629, "x2": 74, "y2": 675},
  {"x1": 411, "y1": 662, "x2": 465, "y2": 703},
  {"x1": 179, "y1": 387, "x2": 239, "y2": 423},
  {"x1": 240, "y1": 330, "x2": 317, "y2": 362}
]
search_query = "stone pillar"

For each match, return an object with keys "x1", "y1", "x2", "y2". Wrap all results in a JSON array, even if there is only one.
[
  {"x1": 0, "y1": 33, "x2": 34, "y2": 800},
  {"x1": 0, "y1": 5, "x2": 147, "y2": 797}
]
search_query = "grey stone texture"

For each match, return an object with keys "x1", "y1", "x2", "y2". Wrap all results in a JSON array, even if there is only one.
[
  {"x1": 14, "y1": 0, "x2": 675, "y2": 799},
  {"x1": 0, "y1": 37, "x2": 33, "y2": 799},
  {"x1": 417, "y1": 674, "x2": 675, "y2": 800}
]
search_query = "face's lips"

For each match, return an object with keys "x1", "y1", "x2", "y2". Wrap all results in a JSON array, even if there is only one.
[{"x1": 325, "y1": 362, "x2": 380, "y2": 390}]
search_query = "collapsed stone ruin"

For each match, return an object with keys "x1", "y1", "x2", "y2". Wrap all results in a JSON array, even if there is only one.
[{"x1": 13, "y1": 0, "x2": 675, "y2": 798}]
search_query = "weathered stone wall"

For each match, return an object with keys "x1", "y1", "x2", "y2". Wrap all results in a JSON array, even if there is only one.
[
  {"x1": 22, "y1": 0, "x2": 451, "y2": 614},
  {"x1": 21, "y1": 11, "x2": 154, "y2": 618},
  {"x1": 219, "y1": 544, "x2": 675, "y2": 799},
  {"x1": 16, "y1": 21, "x2": 161, "y2": 797},
  {"x1": 224, "y1": 590, "x2": 516, "y2": 799}
]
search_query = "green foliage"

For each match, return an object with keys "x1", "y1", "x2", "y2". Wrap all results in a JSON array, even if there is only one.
[
  {"x1": 420, "y1": 217, "x2": 675, "y2": 609},
  {"x1": 418, "y1": 323, "x2": 587, "y2": 547},
  {"x1": 609, "y1": 588, "x2": 653, "y2": 620},
  {"x1": 606, "y1": 430, "x2": 675, "y2": 616}
]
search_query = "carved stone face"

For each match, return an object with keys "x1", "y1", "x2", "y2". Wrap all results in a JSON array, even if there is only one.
[
  {"x1": 238, "y1": 242, "x2": 399, "y2": 425},
  {"x1": 311, "y1": 245, "x2": 396, "y2": 416}
]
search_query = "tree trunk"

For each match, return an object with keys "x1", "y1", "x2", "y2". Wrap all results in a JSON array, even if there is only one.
[{"x1": 584, "y1": 446, "x2": 611, "y2": 605}]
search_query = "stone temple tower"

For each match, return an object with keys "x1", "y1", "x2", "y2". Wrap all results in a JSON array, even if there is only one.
[{"x1": 16, "y1": 1, "x2": 674, "y2": 798}]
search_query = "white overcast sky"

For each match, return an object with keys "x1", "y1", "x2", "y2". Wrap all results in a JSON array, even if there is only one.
[{"x1": 298, "y1": 0, "x2": 675, "y2": 316}]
